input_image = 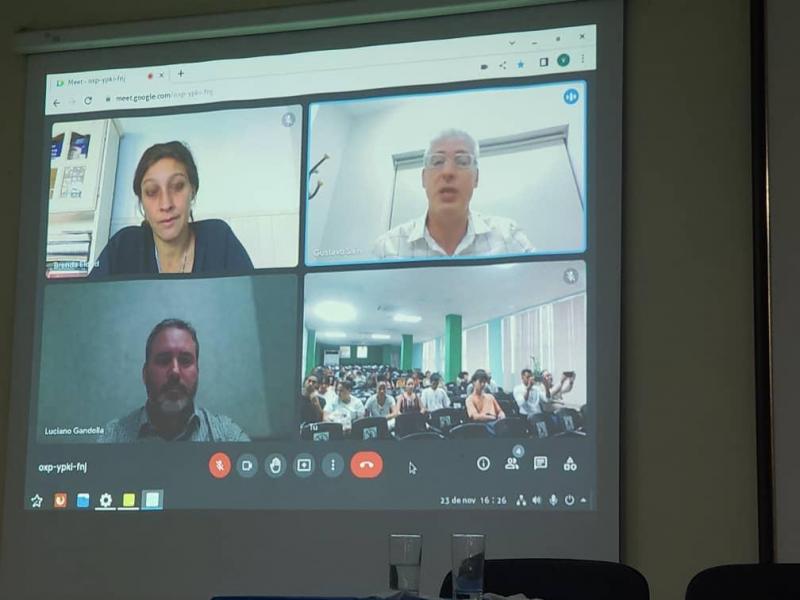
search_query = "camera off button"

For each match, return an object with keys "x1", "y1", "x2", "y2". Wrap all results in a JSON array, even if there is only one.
[{"x1": 236, "y1": 453, "x2": 258, "y2": 478}]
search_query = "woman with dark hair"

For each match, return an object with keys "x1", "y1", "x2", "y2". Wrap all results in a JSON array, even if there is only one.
[
  {"x1": 90, "y1": 141, "x2": 253, "y2": 277},
  {"x1": 465, "y1": 368, "x2": 505, "y2": 422},
  {"x1": 392, "y1": 378, "x2": 424, "y2": 416}
]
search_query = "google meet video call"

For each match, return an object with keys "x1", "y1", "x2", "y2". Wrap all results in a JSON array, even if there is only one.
[{"x1": 21, "y1": 20, "x2": 612, "y2": 515}]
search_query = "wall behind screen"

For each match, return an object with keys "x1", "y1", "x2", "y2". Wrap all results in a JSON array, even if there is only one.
[
  {"x1": 0, "y1": 2, "x2": 757, "y2": 600},
  {"x1": 766, "y1": 0, "x2": 800, "y2": 563}
]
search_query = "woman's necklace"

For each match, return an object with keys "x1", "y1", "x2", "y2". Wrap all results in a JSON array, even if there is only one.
[{"x1": 155, "y1": 234, "x2": 192, "y2": 273}]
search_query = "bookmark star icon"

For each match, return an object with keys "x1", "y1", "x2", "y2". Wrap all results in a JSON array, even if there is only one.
[{"x1": 30, "y1": 494, "x2": 43, "y2": 508}]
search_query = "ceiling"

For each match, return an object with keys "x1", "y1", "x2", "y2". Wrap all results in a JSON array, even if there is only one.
[{"x1": 304, "y1": 259, "x2": 585, "y2": 345}]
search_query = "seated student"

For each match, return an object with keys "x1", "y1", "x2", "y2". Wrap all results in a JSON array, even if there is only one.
[
  {"x1": 90, "y1": 141, "x2": 253, "y2": 277},
  {"x1": 466, "y1": 369, "x2": 499, "y2": 396},
  {"x1": 377, "y1": 371, "x2": 394, "y2": 391},
  {"x1": 513, "y1": 368, "x2": 545, "y2": 418},
  {"x1": 466, "y1": 369, "x2": 506, "y2": 423},
  {"x1": 421, "y1": 373, "x2": 450, "y2": 411},
  {"x1": 364, "y1": 382, "x2": 396, "y2": 419},
  {"x1": 324, "y1": 380, "x2": 365, "y2": 430},
  {"x1": 372, "y1": 129, "x2": 534, "y2": 259},
  {"x1": 299, "y1": 374, "x2": 324, "y2": 425},
  {"x1": 317, "y1": 376, "x2": 338, "y2": 408},
  {"x1": 537, "y1": 369, "x2": 577, "y2": 411},
  {"x1": 456, "y1": 371, "x2": 470, "y2": 394},
  {"x1": 393, "y1": 379, "x2": 424, "y2": 415}
]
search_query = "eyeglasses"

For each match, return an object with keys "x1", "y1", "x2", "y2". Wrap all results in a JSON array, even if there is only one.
[{"x1": 424, "y1": 152, "x2": 477, "y2": 169}]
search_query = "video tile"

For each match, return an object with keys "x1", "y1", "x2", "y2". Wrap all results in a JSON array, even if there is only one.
[
  {"x1": 35, "y1": 274, "x2": 298, "y2": 443},
  {"x1": 46, "y1": 105, "x2": 302, "y2": 279},
  {"x1": 305, "y1": 82, "x2": 586, "y2": 265},
  {"x1": 300, "y1": 260, "x2": 587, "y2": 440}
]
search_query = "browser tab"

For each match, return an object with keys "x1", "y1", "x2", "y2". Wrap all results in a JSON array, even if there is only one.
[{"x1": 45, "y1": 25, "x2": 596, "y2": 116}]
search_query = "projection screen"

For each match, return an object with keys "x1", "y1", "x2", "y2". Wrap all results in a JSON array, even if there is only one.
[{"x1": 1, "y1": 1, "x2": 623, "y2": 598}]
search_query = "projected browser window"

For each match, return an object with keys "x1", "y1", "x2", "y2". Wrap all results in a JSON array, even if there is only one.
[{"x1": 27, "y1": 24, "x2": 599, "y2": 511}]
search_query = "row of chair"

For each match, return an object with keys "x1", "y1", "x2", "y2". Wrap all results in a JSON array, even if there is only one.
[
  {"x1": 439, "y1": 558, "x2": 797, "y2": 600},
  {"x1": 300, "y1": 407, "x2": 585, "y2": 441},
  {"x1": 215, "y1": 558, "x2": 800, "y2": 599}
]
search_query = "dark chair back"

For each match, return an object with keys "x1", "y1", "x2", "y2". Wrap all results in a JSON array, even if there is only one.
[
  {"x1": 350, "y1": 416, "x2": 391, "y2": 441},
  {"x1": 397, "y1": 431, "x2": 445, "y2": 440},
  {"x1": 448, "y1": 422, "x2": 491, "y2": 439},
  {"x1": 300, "y1": 421, "x2": 344, "y2": 441},
  {"x1": 429, "y1": 407, "x2": 467, "y2": 434},
  {"x1": 530, "y1": 413, "x2": 560, "y2": 439},
  {"x1": 686, "y1": 564, "x2": 800, "y2": 600},
  {"x1": 440, "y1": 558, "x2": 649, "y2": 600},
  {"x1": 496, "y1": 396, "x2": 519, "y2": 417},
  {"x1": 493, "y1": 416, "x2": 529, "y2": 438},
  {"x1": 451, "y1": 393, "x2": 468, "y2": 409},
  {"x1": 556, "y1": 407, "x2": 584, "y2": 433},
  {"x1": 394, "y1": 412, "x2": 428, "y2": 438}
]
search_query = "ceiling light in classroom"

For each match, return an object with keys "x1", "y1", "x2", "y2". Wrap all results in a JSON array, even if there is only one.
[{"x1": 393, "y1": 314, "x2": 422, "y2": 323}]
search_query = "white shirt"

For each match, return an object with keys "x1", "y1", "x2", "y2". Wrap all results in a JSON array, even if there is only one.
[
  {"x1": 421, "y1": 386, "x2": 450, "y2": 411},
  {"x1": 513, "y1": 383, "x2": 545, "y2": 416},
  {"x1": 326, "y1": 396, "x2": 365, "y2": 428},
  {"x1": 372, "y1": 211, "x2": 534, "y2": 259},
  {"x1": 319, "y1": 387, "x2": 337, "y2": 408},
  {"x1": 364, "y1": 394, "x2": 396, "y2": 417}
]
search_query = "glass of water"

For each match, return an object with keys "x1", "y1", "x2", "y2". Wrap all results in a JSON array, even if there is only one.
[
  {"x1": 389, "y1": 534, "x2": 422, "y2": 595},
  {"x1": 451, "y1": 534, "x2": 485, "y2": 600}
]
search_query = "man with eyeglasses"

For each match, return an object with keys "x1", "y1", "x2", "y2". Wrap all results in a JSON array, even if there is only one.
[{"x1": 372, "y1": 129, "x2": 534, "y2": 258}]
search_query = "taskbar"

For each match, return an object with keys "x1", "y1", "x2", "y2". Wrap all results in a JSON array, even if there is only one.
[{"x1": 25, "y1": 438, "x2": 596, "y2": 511}]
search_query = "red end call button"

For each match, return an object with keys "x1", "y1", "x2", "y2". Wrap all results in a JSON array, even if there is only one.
[{"x1": 350, "y1": 451, "x2": 383, "y2": 478}]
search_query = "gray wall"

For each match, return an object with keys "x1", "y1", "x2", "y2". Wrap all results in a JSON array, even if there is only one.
[
  {"x1": 0, "y1": 1, "x2": 758, "y2": 599},
  {"x1": 766, "y1": 0, "x2": 799, "y2": 563}
]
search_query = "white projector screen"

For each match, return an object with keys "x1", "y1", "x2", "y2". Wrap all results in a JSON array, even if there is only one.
[{"x1": 1, "y1": 1, "x2": 623, "y2": 598}]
